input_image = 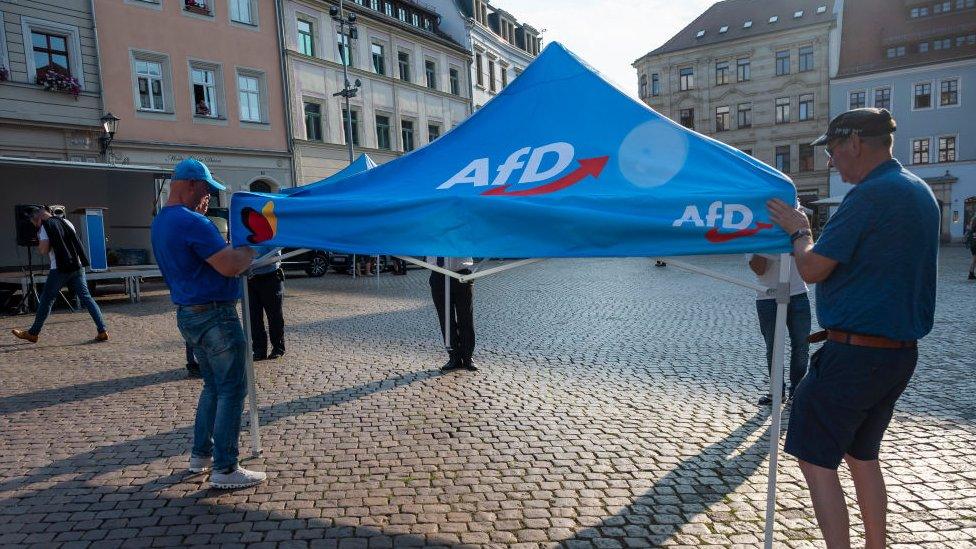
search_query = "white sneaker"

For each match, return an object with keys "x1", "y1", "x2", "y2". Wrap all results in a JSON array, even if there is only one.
[
  {"x1": 209, "y1": 466, "x2": 267, "y2": 489},
  {"x1": 188, "y1": 455, "x2": 212, "y2": 473}
]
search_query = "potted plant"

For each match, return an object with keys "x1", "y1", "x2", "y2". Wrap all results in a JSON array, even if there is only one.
[
  {"x1": 184, "y1": 0, "x2": 211, "y2": 15},
  {"x1": 35, "y1": 66, "x2": 81, "y2": 98}
]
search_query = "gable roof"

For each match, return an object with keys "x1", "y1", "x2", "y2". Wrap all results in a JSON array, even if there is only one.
[{"x1": 640, "y1": 0, "x2": 836, "y2": 60}]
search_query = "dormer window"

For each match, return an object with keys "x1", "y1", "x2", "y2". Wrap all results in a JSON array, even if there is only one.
[
  {"x1": 696, "y1": 29, "x2": 705, "y2": 38},
  {"x1": 769, "y1": 15, "x2": 779, "y2": 23},
  {"x1": 817, "y1": 5, "x2": 827, "y2": 13},
  {"x1": 743, "y1": 20, "x2": 753, "y2": 28},
  {"x1": 719, "y1": 25, "x2": 728, "y2": 33},
  {"x1": 794, "y1": 10, "x2": 803, "y2": 18}
]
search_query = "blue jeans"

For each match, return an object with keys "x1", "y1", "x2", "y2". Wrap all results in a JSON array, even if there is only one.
[
  {"x1": 176, "y1": 303, "x2": 248, "y2": 472},
  {"x1": 756, "y1": 293, "x2": 811, "y2": 396},
  {"x1": 29, "y1": 268, "x2": 107, "y2": 335}
]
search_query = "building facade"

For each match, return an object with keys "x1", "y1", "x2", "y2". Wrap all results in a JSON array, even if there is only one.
[
  {"x1": 829, "y1": 0, "x2": 976, "y2": 242},
  {"x1": 428, "y1": 0, "x2": 541, "y2": 111},
  {"x1": 282, "y1": 0, "x2": 472, "y2": 184},
  {"x1": 93, "y1": 0, "x2": 293, "y2": 203},
  {"x1": 0, "y1": 1, "x2": 165, "y2": 268},
  {"x1": 634, "y1": 0, "x2": 839, "y2": 229}
]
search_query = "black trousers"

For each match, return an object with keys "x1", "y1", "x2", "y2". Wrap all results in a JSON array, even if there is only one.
[
  {"x1": 429, "y1": 270, "x2": 474, "y2": 363},
  {"x1": 248, "y1": 271, "x2": 285, "y2": 357}
]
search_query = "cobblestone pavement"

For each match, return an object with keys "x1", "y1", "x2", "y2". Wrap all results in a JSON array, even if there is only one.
[{"x1": 1, "y1": 249, "x2": 974, "y2": 548}]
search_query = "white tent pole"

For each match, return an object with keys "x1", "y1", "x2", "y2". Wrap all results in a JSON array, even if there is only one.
[
  {"x1": 661, "y1": 257, "x2": 774, "y2": 295},
  {"x1": 763, "y1": 253, "x2": 791, "y2": 548},
  {"x1": 240, "y1": 276, "x2": 262, "y2": 457},
  {"x1": 352, "y1": 254, "x2": 356, "y2": 279},
  {"x1": 443, "y1": 259, "x2": 451, "y2": 351},
  {"x1": 460, "y1": 259, "x2": 543, "y2": 282}
]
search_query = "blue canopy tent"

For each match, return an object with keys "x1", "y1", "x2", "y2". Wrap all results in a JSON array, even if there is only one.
[
  {"x1": 232, "y1": 43, "x2": 798, "y2": 547},
  {"x1": 279, "y1": 153, "x2": 377, "y2": 196}
]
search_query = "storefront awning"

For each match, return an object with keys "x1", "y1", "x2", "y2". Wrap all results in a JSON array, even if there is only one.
[{"x1": 0, "y1": 156, "x2": 165, "y2": 175}]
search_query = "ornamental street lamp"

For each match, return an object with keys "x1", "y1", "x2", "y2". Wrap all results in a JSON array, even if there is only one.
[
  {"x1": 330, "y1": 1, "x2": 360, "y2": 164},
  {"x1": 99, "y1": 112, "x2": 120, "y2": 158}
]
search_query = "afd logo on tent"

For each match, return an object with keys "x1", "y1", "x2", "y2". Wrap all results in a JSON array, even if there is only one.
[
  {"x1": 672, "y1": 201, "x2": 774, "y2": 243},
  {"x1": 437, "y1": 142, "x2": 609, "y2": 196}
]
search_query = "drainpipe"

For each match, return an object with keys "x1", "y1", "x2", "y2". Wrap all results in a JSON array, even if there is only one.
[
  {"x1": 89, "y1": 0, "x2": 110, "y2": 161},
  {"x1": 276, "y1": 0, "x2": 299, "y2": 187}
]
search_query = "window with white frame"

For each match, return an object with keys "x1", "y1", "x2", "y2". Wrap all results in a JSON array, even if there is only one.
[
  {"x1": 914, "y1": 82, "x2": 932, "y2": 109},
  {"x1": 229, "y1": 0, "x2": 256, "y2": 25},
  {"x1": 449, "y1": 67, "x2": 460, "y2": 95},
  {"x1": 21, "y1": 17, "x2": 86, "y2": 89},
  {"x1": 135, "y1": 58, "x2": 166, "y2": 111},
  {"x1": 938, "y1": 136, "x2": 956, "y2": 162},
  {"x1": 849, "y1": 90, "x2": 866, "y2": 109},
  {"x1": 912, "y1": 138, "x2": 930, "y2": 164},
  {"x1": 337, "y1": 32, "x2": 352, "y2": 67},
  {"x1": 874, "y1": 87, "x2": 891, "y2": 110},
  {"x1": 297, "y1": 19, "x2": 314, "y2": 56},
  {"x1": 940, "y1": 78, "x2": 959, "y2": 106},
  {"x1": 191, "y1": 64, "x2": 220, "y2": 117},
  {"x1": 799, "y1": 93, "x2": 814, "y2": 120},
  {"x1": 237, "y1": 72, "x2": 263, "y2": 122},
  {"x1": 425, "y1": 59, "x2": 437, "y2": 90}
]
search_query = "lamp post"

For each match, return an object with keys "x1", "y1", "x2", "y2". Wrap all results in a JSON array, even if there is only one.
[
  {"x1": 99, "y1": 112, "x2": 120, "y2": 160},
  {"x1": 330, "y1": 1, "x2": 361, "y2": 165}
]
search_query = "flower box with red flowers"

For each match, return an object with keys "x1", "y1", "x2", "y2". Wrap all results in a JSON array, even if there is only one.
[
  {"x1": 184, "y1": 0, "x2": 211, "y2": 15},
  {"x1": 35, "y1": 66, "x2": 81, "y2": 98}
]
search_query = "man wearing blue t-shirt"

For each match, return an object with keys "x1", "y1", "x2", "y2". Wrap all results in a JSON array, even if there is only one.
[
  {"x1": 151, "y1": 158, "x2": 266, "y2": 489},
  {"x1": 768, "y1": 109, "x2": 939, "y2": 549}
]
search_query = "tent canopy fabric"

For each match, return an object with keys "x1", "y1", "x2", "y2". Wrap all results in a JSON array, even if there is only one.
[
  {"x1": 231, "y1": 42, "x2": 796, "y2": 258},
  {"x1": 279, "y1": 154, "x2": 377, "y2": 196}
]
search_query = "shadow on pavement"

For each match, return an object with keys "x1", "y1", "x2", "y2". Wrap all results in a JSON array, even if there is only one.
[{"x1": 560, "y1": 409, "x2": 773, "y2": 546}]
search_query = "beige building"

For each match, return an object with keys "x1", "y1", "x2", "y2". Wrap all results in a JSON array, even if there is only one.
[
  {"x1": 93, "y1": 0, "x2": 293, "y2": 203},
  {"x1": 634, "y1": 0, "x2": 840, "y2": 229},
  {"x1": 283, "y1": 0, "x2": 472, "y2": 184},
  {"x1": 0, "y1": 1, "x2": 165, "y2": 269}
]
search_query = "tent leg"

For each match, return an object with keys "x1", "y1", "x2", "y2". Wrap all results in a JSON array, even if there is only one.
[
  {"x1": 763, "y1": 253, "x2": 791, "y2": 548},
  {"x1": 240, "y1": 277, "x2": 262, "y2": 458},
  {"x1": 443, "y1": 266, "x2": 451, "y2": 352}
]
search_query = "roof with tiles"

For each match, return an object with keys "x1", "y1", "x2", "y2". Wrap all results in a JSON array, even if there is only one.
[{"x1": 640, "y1": 0, "x2": 836, "y2": 59}]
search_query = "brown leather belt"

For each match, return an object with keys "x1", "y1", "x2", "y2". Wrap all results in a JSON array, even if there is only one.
[{"x1": 808, "y1": 329, "x2": 916, "y2": 349}]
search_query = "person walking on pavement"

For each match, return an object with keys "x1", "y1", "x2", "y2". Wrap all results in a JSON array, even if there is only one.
[
  {"x1": 248, "y1": 246, "x2": 285, "y2": 361},
  {"x1": 747, "y1": 253, "x2": 810, "y2": 405},
  {"x1": 768, "y1": 108, "x2": 939, "y2": 549},
  {"x1": 11, "y1": 206, "x2": 108, "y2": 344},
  {"x1": 151, "y1": 158, "x2": 266, "y2": 489},
  {"x1": 427, "y1": 256, "x2": 476, "y2": 371}
]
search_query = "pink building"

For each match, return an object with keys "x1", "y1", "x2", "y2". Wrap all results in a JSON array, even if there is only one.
[{"x1": 94, "y1": 0, "x2": 293, "y2": 201}]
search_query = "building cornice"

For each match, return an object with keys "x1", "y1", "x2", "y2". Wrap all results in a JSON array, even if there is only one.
[{"x1": 833, "y1": 56, "x2": 976, "y2": 83}]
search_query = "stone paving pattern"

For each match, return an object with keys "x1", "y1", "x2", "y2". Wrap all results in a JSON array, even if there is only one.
[{"x1": 1, "y1": 250, "x2": 974, "y2": 548}]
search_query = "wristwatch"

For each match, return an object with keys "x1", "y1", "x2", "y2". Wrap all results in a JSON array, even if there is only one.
[{"x1": 790, "y1": 228, "x2": 813, "y2": 243}]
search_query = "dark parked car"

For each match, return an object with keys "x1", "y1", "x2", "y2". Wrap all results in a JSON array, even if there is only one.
[{"x1": 282, "y1": 248, "x2": 331, "y2": 277}]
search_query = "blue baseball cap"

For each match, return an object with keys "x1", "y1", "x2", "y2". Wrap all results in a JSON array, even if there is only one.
[{"x1": 172, "y1": 158, "x2": 226, "y2": 191}]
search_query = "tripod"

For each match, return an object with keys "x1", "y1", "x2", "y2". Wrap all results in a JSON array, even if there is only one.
[{"x1": 15, "y1": 246, "x2": 40, "y2": 315}]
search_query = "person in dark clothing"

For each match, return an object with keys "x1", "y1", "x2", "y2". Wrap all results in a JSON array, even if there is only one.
[
  {"x1": 11, "y1": 207, "x2": 108, "y2": 343},
  {"x1": 248, "y1": 247, "x2": 285, "y2": 361},
  {"x1": 427, "y1": 256, "x2": 476, "y2": 372}
]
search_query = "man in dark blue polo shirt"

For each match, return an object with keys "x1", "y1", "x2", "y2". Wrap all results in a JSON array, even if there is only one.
[
  {"x1": 151, "y1": 158, "x2": 266, "y2": 489},
  {"x1": 768, "y1": 109, "x2": 939, "y2": 549}
]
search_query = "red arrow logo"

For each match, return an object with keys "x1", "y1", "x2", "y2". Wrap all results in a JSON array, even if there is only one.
[
  {"x1": 481, "y1": 156, "x2": 609, "y2": 197},
  {"x1": 705, "y1": 222, "x2": 774, "y2": 243}
]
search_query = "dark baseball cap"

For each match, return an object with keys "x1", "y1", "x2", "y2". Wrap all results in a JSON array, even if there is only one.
[{"x1": 811, "y1": 108, "x2": 897, "y2": 146}]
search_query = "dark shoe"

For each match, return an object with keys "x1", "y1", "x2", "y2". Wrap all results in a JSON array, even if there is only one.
[
  {"x1": 186, "y1": 364, "x2": 202, "y2": 378},
  {"x1": 95, "y1": 331, "x2": 109, "y2": 342},
  {"x1": 462, "y1": 360, "x2": 478, "y2": 371},
  {"x1": 11, "y1": 329, "x2": 38, "y2": 343},
  {"x1": 253, "y1": 354, "x2": 267, "y2": 362},
  {"x1": 440, "y1": 358, "x2": 463, "y2": 372},
  {"x1": 969, "y1": 271, "x2": 975, "y2": 280},
  {"x1": 758, "y1": 394, "x2": 773, "y2": 405},
  {"x1": 268, "y1": 350, "x2": 285, "y2": 360}
]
